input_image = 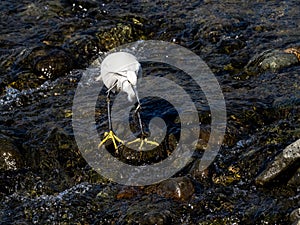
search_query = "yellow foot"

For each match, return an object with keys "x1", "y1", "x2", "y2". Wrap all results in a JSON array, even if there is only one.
[
  {"x1": 127, "y1": 138, "x2": 160, "y2": 150},
  {"x1": 98, "y1": 130, "x2": 124, "y2": 150}
]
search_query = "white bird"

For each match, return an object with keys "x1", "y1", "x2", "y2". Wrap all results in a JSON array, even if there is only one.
[
  {"x1": 96, "y1": 52, "x2": 159, "y2": 150},
  {"x1": 96, "y1": 52, "x2": 141, "y2": 102}
]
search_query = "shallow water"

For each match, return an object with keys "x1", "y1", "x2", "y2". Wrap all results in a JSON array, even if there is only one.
[{"x1": 1, "y1": 0, "x2": 300, "y2": 224}]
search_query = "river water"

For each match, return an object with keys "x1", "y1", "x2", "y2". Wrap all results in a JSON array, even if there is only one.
[{"x1": 0, "y1": 0, "x2": 300, "y2": 224}]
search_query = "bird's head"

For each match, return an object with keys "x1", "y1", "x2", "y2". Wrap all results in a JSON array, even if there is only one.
[{"x1": 120, "y1": 70, "x2": 138, "y2": 102}]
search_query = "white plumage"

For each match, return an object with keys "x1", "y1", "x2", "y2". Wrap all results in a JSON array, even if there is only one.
[
  {"x1": 96, "y1": 51, "x2": 159, "y2": 150},
  {"x1": 95, "y1": 52, "x2": 141, "y2": 102}
]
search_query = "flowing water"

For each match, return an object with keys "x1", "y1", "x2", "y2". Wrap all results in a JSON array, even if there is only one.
[{"x1": 0, "y1": 0, "x2": 300, "y2": 224}]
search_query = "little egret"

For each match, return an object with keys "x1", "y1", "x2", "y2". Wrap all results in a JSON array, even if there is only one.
[{"x1": 96, "y1": 52, "x2": 159, "y2": 150}]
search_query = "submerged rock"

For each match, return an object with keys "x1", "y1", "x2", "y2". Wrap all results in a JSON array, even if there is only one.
[
  {"x1": 30, "y1": 46, "x2": 75, "y2": 79},
  {"x1": 0, "y1": 136, "x2": 23, "y2": 171},
  {"x1": 255, "y1": 138, "x2": 300, "y2": 186},
  {"x1": 146, "y1": 176, "x2": 195, "y2": 201},
  {"x1": 123, "y1": 197, "x2": 174, "y2": 224},
  {"x1": 1, "y1": 0, "x2": 300, "y2": 224},
  {"x1": 290, "y1": 208, "x2": 300, "y2": 225},
  {"x1": 284, "y1": 46, "x2": 300, "y2": 61},
  {"x1": 141, "y1": 209, "x2": 172, "y2": 225},
  {"x1": 243, "y1": 49, "x2": 299, "y2": 76},
  {"x1": 287, "y1": 167, "x2": 300, "y2": 187},
  {"x1": 5, "y1": 46, "x2": 76, "y2": 92}
]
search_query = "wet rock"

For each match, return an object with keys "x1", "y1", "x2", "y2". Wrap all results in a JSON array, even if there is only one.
[
  {"x1": 116, "y1": 186, "x2": 139, "y2": 199},
  {"x1": 284, "y1": 46, "x2": 300, "y2": 61},
  {"x1": 7, "y1": 46, "x2": 76, "y2": 91},
  {"x1": 255, "y1": 139, "x2": 300, "y2": 185},
  {"x1": 29, "y1": 46, "x2": 75, "y2": 79},
  {"x1": 244, "y1": 49, "x2": 299, "y2": 76},
  {"x1": 290, "y1": 208, "x2": 300, "y2": 225},
  {"x1": 0, "y1": 136, "x2": 23, "y2": 171},
  {"x1": 155, "y1": 176, "x2": 195, "y2": 201},
  {"x1": 287, "y1": 167, "x2": 300, "y2": 187},
  {"x1": 199, "y1": 17, "x2": 249, "y2": 44},
  {"x1": 124, "y1": 198, "x2": 173, "y2": 225},
  {"x1": 3, "y1": 182, "x2": 98, "y2": 224},
  {"x1": 1, "y1": 0, "x2": 300, "y2": 224},
  {"x1": 96, "y1": 23, "x2": 145, "y2": 51},
  {"x1": 217, "y1": 37, "x2": 246, "y2": 54},
  {"x1": 62, "y1": 34, "x2": 101, "y2": 67},
  {"x1": 141, "y1": 209, "x2": 172, "y2": 225},
  {"x1": 212, "y1": 165, "x2": 241, "y2": 186}
]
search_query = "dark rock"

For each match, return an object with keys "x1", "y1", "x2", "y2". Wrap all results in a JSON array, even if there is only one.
[
  {"x1": 7, "y1": 46, "x2": 76, "y2": 91},
  {"x1": 156, "y1": 176, "x2": 195, "y2": 201},
  {"x1": 284, "y1": 47, "x2": 300, "y2": 61},
  {"x1": 141, "y1": 210, "x2": 172, "y2": 225},
  {"x1": 0, "y1": 136, "x2": 23, "y2": 171},
  {"x1": 62, "y1": 34, "x2": 101, "y2": 67},
  {"x1": 116, "y1": 186, "x2": 139, "y2": 199},
  {"x1": 1, "y1": 0, "x2": 300, "y2": 224},
  {"x1": 29, "y1": 46, "x2": 75, "y2": 79},
  {"x1": 290, "y1": 208, "x2": 300, "y2": 225},
  {"x1": 217, "y1": 37, "x2": 246, "y2": 54},
  {"x1": 244, "y1": 49, "x2": 299, "y2": 76},
  {"x1": 124, "y1": 198, "x2": 174, "y2": 224},
  {"x1": 287, "y1": 167, "x2": 300, "y2": 187},
  {"x1": 255, "y1": 139, "x2": 300, "y2": 185}
]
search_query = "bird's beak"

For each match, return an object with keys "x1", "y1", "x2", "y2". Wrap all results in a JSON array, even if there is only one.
[
  {"x1": 124, "y1": 70, "x2": 139, "y2": 104},
  {"x1": 128, "y1": 82, "x2": 140, "y2": 104}
]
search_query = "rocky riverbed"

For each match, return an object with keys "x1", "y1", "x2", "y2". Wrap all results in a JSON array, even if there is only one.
[{"x1": 0, "y1": 0, "x2": 299, "y2": 224}]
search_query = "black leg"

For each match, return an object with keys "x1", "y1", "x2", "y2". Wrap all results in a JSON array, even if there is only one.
[
  {"x1": 107, "y1": 91, "x2": 112, "y2": 131},
  {"x1": 98, "y1": 90, "x2": 124, "y2": 150},
  {"x1": 135, "y1": 105, "x2": 146, "y2": 138}
]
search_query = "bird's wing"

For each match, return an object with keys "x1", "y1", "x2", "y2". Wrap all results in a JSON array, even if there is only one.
[
  {"x1": 94, "y1": 52, "x2": 141, "y2": 88},
  {"x1": 102, "y1": 72, "x2": 119, "y2": 91}
]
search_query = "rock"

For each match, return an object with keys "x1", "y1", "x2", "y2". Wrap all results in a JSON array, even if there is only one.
[
  {"x1": 255, "y1": 139, "x2": 300, "y2": 185},
  {"x1": 284, "y1": 47, "x2": 300, "y2": 61},
  {"x1": 290, "y1": 208, "x2": 300, "y2": 225},
  {"x1": 62, "y1": 34, "x2": 101, "y2": 67},
  {"x1": 1, "y1": 1, "x2": 300, "y2": 224},
  {"x1": 116, "y1": 186, "x2": 139, "y2": 199},
  {"x1": 124, "y1": 198, "x2": 173, "y2": 224},
  {"x1": 156, "y1": 176, "x2": 195, "y2": 201},
  {"x1": 141, "y1": 210, "x2": 172, "y2": 225},
  {"x1": 287, "y1": 167, "x2": 300, "y2": 187},
  {"x1": 244, "y1": 49, "x2": 299, "y2": 76},
  {"x1": 7, "y1": 46, "x2": 76, "y2": 91},
  {"x1": 0, "y1": 136, "x2": 23, "y2": 171},
  {"x1": 217, "y1": 37, "x2": 246, "y2": 54},
  {"x1": 29, "y1": 46, "x2": 75, "y2": 79}
]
